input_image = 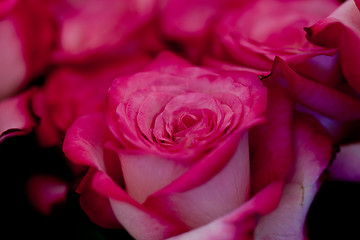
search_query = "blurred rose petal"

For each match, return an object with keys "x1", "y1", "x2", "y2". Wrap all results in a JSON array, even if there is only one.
[{"x1": 26, "y1": 174, "x2": 69, "y2": 215}]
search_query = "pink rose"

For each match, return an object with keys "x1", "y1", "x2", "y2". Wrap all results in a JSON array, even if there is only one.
[
  {"x1": 33, "y1": 54, "x2": 152, "y2": 147},
  {"x1": 0, "y1": 0, "x2": 56, "y2": 99},
  {"x1": 46, "y1": 0, "x2": 162, "y2": 64},
  {"x1": 62, "y1": 52, "x2": 334, "y2": 239},
  {"x1": 210, "y1": 0, "x2": 341, "y2": 81}
]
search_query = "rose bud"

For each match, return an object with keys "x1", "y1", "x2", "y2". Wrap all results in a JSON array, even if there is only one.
[
  {"x1": 33, "y1": 54, "x2": 153, "y2": 147},
  {"x1": 210, "y1": 0, "x2": 341, "y2": 83},
  {"x1": 46, "y1": 0, "x2": 162, "y2": 64},
  {"x1": 62, "y1": 52, "x2": 334, "y2": 239},
  {"x1": 0, "y1": 0, "x2": 56, "y2": 99}
]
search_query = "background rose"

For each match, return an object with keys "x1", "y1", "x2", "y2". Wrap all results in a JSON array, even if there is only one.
[
  {"x1": 209, "y1": 0, "x2": 341, "y2": 84},
  {"x1": 0, "y1": 0, "x2": 56, "y2": 99}
]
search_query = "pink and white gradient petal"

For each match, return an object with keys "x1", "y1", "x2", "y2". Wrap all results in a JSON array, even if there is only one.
[
  {"x1": 166, "y1": 181, "x2": 283, "y2": 240},
  {"x1": 92, "y1": 171, "x2": 189, "y2": 240},
  {"x1": 254, "y1": 114, "x2": 334, "y2": 240},
  {"x1": 145, "y1": 132, "x2": 250, "y2": 229}
]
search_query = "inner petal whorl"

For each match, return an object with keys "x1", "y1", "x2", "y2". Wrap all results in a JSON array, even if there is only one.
[{"x1": 151, "y1": 92, "x2": 234, "y2": 151}]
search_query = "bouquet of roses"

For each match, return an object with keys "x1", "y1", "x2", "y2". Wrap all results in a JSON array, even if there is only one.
[{"x1": 1, "y1": 0, "x2": 359, "y2": 239}]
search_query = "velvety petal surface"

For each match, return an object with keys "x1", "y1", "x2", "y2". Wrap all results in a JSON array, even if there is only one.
[
  {"x1": 92, "y1": 171, "x2": 189, "y2": 240},
  {"x1": 144, "y1": 132, "x2": 251, "y2": 229},
  {"x1": 166, "y1": 182, "x2": 283, "y2": 240}
]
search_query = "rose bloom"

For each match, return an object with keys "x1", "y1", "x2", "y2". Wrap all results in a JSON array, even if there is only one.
[
  {"x1": 0, "y1": 0, "x2": 56, "y2": 99},
  {"x1": 62, "y1": 52, "x2": 334, "y2": 239},
  {"x1": 210, "y1": 0, "x2": 341, "y2": 81},
  {"x1": 46, "y1": 0, "x2": 162, "y2": 64}
]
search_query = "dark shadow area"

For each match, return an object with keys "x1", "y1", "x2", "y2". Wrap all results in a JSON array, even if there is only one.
[
  {"x1": 1, "y1": 133, "x2": 134, "y2": 240},
  {"x1": 307, "y1": 180, "x2": 360, "y2": 239}
]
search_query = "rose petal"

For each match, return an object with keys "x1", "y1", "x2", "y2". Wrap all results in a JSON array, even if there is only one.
[
  {"x1": 254, "y1": 113, "x2": 334, "y2": 239},
  {"x1": 26, "y1": 174, "x2": 68, "y2": 216},
  {"x1": 145, "y1": 132, "x2": 250, "y2": 228},
  {"x1": 213, "y1": 0, "x2": 339, "y2": 70},
  {"x1": 63, "y1": 114, "x2": 107, "y2": 170},
  {"x1": 289, "y1": 52, "x2": 343, "y2": 87},
  {"x1": 48, "y1": 0, "x2": 157, "y2": 63},
  {"x1": 250, "y1": 72, "x2": 295, "y2": 193},
  {"x1": 339, "y1": 25, "x2": 360, "y2": 93},
  {"x1": 0, "y1": 18, "x2": 26, "y2": 99},
  {"x1": 119, "y1": 153, "x2": 189, "y2": 204},
  {"x1": 0, "y1": 0, "x2": 18, "y2": 17},
  {"x1": 306, "y1": 0, "x2": 360, "y2": 92},
  {"x1": 92, "y1": 171, "x2": 188, "y2": 240},
  {"x1": 77, "y1": 170, "x2": 122, "y2": 228},
  {"x1": 269, "y1": 57, "x2": 360, "y2": 121},
  {"x1": 328, "y1": 143, "x2": 360, "y2": 182},
  {"x1": 166, "y1": 181, "x2": 283, "y2": 240},
  {"x1": 137, "y1": 92, "x2": 177, "y2": 142},
  {"x1": 0, "y1": 89, "x2": 38, "y2": 143}
]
